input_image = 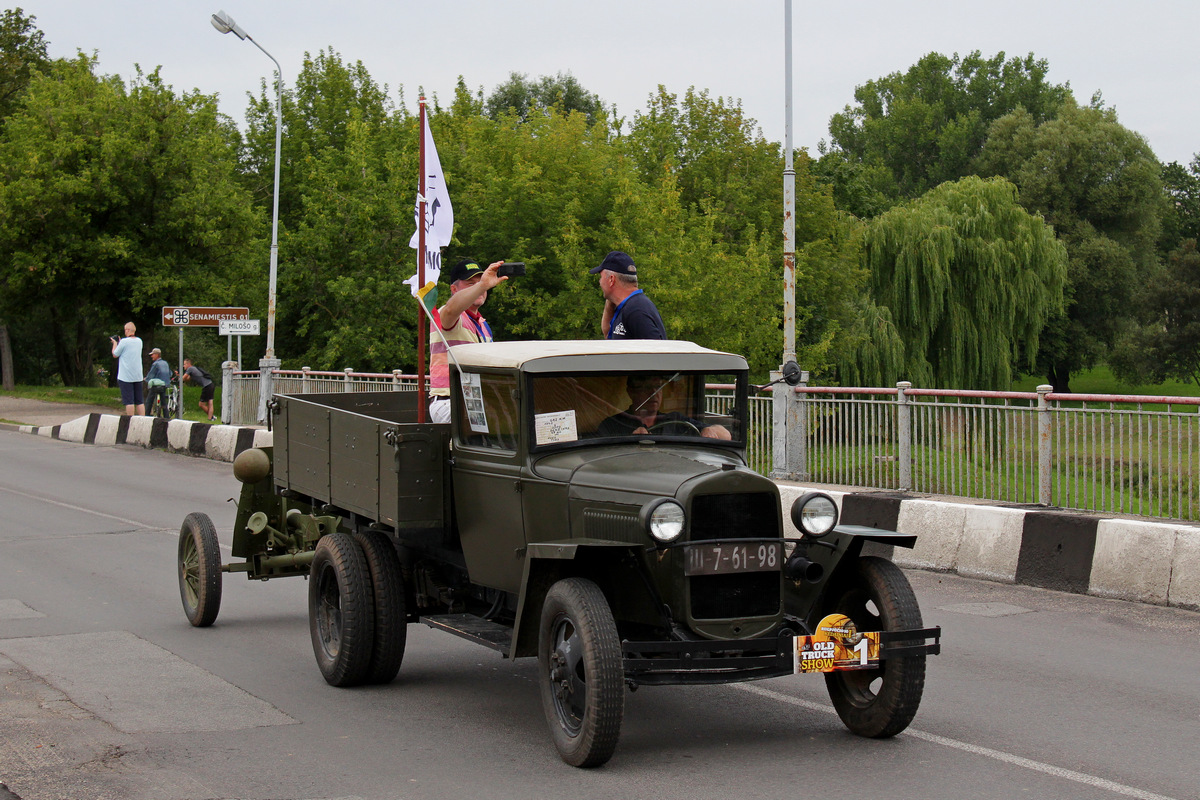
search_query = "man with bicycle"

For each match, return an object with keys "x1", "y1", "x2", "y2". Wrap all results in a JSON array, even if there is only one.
[{"x1": 145, "y1": 348, "x2": 171, "y2": 418}]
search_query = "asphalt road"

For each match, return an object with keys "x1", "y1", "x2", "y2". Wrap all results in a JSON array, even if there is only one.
[{"x1": 1, "y1": 429, "x2": 1198, "y2": 800}]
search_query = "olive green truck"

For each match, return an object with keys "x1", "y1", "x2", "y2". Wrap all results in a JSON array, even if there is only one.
[{"x1": 177, "y1": 340, "x2": 939, "y2": 767}]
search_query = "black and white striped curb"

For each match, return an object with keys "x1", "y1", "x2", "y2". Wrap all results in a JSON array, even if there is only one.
[
  {"x1": 778, "y1": 485, "x2": 1200, "y2": 612},
  {"x1": 16, "y1": 413, "x2": 271, "y2": 462}
]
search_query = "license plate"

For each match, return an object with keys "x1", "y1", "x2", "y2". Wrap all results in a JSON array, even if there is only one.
[{"x1": 684, "y1": 542, "x2": 781, "y2": 576}]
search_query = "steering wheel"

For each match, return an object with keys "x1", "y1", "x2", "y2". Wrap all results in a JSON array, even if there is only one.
[{"x1": 647, "y1": 419, "x2": 701, "y2": 436}]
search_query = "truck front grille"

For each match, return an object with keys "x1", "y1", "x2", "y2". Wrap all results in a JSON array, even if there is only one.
[
  {"x1": 690, "y1": 492, "x2": 778, "y2": 541},
  {"x1": 688, "y1": 492, "x2": 781, "y2": 619}
]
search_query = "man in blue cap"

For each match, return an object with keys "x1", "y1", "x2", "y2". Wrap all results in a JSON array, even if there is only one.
[{"x1": 590, "y1": 250, "x2": 666, "y2": 340}]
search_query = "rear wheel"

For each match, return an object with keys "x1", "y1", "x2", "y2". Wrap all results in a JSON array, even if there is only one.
[
  {"x1": 823, "y1": 556, "x2": 926, "y2": 737},
  {"x1": 352, "y1": 531, "x2": 407, "y2": 685},
  {"x1": 538, "y1": 578, "x2": 624, "y2": 767},
  {"x1": 309, "y1": 533, "x2": 375, "y2": 687},
  {"x1": 177, "y1": 512, "x2": 222, "y2": 627}
]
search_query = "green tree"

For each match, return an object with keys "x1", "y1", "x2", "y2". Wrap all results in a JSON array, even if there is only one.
[
  {"x1": 1110, "y1": 239, "x2": 1200, "y2": 387},
  {"x1": 977, "y1": 102, "x2": 1165, "y2": 390},
  {"x1": 854, "y1": 176, "x2": 1067, "y2": 389},
  {"x1": 0, "y1": 55, "x2": 258, "y2": 384},
  {"x1": 1159, "y1": 155, "x2": 1200, "y2": 253},
  {"x1": 820, "y1": 50, "x2": 1071, "y2": 215},
  {"x1": 484, "y1": 71, "x2": 611, "y2": 126},
  {"x1": 624, "y1": 86, "x2": 781, "y2": 247},
  {"x1": 0, "y1": 7, "x2": 48, "y2": 120},
  {"x1": 0, "y1": 6, "x2": 50, "y2": 388}
]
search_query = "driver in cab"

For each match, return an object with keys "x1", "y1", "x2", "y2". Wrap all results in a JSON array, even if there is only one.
[{"x1": 596, "y1": 375, "x2": 731, "y2": 440}]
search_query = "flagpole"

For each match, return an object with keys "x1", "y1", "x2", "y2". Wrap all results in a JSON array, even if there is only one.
[{"x1": 417, "y1": 96, "x2": 428, "y2": 423}]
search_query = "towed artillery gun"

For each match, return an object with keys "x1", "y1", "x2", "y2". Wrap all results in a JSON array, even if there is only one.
[{"x1": 177, "y1": 340, "x2": 939, "y2": 767}]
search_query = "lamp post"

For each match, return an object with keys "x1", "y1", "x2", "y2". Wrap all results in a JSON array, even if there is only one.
[{"x1": 211, "y1": 9, "x2": 282, "y2": 424}]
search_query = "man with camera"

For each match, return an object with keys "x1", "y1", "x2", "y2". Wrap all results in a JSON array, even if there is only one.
[
  {"x1": 110, "y1": 322, "x2": 145, "y2": 416},
  {"x1": 427, "y1": 258, "x2": 508, "y2": 424}
]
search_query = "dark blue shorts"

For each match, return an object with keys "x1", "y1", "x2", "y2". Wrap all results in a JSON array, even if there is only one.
[{"x1": 118, "y1": 379, "x2": 144, "y2": 406}]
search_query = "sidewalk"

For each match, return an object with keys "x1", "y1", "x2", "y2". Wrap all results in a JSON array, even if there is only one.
[{"x1": 0, "y1": 397, "x2": 121, "y2": 429}]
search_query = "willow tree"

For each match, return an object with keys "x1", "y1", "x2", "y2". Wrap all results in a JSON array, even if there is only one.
[{"x1": 861, "y1": 175, "x2": 1067, "y2": 389}]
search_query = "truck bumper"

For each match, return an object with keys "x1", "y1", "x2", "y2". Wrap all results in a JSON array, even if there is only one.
[{"x1": 621, "y1": 626, "x2": 940, "y2": 686}]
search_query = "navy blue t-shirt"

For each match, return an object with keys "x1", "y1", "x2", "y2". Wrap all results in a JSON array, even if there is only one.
[{"x1": 607, "y1": 290, "x2": 666, "y2": 340}]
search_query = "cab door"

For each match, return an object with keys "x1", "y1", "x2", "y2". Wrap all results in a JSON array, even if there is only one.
[{"x1": 449, "y1": 370, "x2": 527, "y2": 592}]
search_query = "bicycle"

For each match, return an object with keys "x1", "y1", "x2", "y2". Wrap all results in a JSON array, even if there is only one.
[{"x1": 165, "y1": 385, "x2": 179, "y2": 419}]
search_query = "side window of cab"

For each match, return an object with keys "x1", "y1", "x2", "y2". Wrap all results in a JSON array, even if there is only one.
[{"x1": 454, "y1": 371, "x2": 520, "y2": 452}]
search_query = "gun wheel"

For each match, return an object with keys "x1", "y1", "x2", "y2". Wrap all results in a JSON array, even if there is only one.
[
  {"x1": 538, "y1": 578, "x2": 624, "y2": 768},
  {"x1": 309, "y1": 533, "x2": 375, "y2": 687},
  {"x1": 823, "y1": 556, "x2": 926, "y2": 738},
  {"x1": 178, "y1": 512, "x2": 222, "y2": 627}
]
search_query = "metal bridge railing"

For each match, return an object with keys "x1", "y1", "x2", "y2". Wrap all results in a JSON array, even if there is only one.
[
  {"x1": 771, "y1": 382, "x2": 1200, "y2": 522},
  {"x1": 224, "y1": 366, "x2": 1200, "y2": 521}
]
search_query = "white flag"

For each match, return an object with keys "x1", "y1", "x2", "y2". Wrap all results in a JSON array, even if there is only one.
[{"x1": 409, "y1": 113, "x2": 454, "y2": 251}]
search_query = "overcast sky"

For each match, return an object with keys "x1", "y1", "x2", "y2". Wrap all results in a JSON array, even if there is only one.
[{"x1": 15, "y1": 0, "x2": 1200, "y2": 166}]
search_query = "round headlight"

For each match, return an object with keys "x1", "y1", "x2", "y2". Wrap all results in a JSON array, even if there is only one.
[
  {"x1": 641, "y1": 499, "x2": 685, "y2": 543},
  {"x1": 791, "y1": 492, "x2": 838, "y2": 538}
]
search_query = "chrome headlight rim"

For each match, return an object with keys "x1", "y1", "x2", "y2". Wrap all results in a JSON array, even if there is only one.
[
  {"x1": 639, "y1": 497, "x2": 686, "y2": 544},
  {"x1": 790, "y1": 492, "x2": 839, "y2": 538}
]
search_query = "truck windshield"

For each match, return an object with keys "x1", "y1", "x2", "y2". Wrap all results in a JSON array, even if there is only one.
[{"x1": 529, "y1": 372, "x2": 744, "y2": 449}]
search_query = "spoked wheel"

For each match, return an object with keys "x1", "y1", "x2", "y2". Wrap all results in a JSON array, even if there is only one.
[
  {"x1": 538, "y1": 578, "x2": 624, "y2": 768},
  {"x1": 309, "y1": 533, "x2": 375, "y2": 687},
  {"x1": 823, "y1": 556, "x2": 926, "y2": 737},
  {"x1": 352, "y1": 531, "x2": 407, "y2": 685},
  {"x1": 178, "y1": 512, "x2": 223, "y2": 627}
]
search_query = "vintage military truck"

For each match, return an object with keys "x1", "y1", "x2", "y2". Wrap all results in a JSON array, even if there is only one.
[{"x1": 177, "y1": 340, "x2": 939, "y2": 767}]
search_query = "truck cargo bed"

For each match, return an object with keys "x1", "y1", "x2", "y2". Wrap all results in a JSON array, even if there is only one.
[{"x1": 273, "y1": 391, "x2": 449, "y2": 529}]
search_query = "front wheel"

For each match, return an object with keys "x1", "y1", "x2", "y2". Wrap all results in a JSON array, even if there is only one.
[
  {"x1": 823, "y1": 556, "x2": 926, "y2": 737},
  {"x1": 538, "y1": 578, "x2": 625, "y2": 768},
  {"x1": 177, "y1": 512, "x2": 222, "y2": 627},
  {"x1": 309, "y1": 533, "x2": 375, "y2": 687}
]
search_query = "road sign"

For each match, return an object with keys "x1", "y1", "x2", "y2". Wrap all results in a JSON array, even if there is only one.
[
  {"x1": 219, "y1": 319, "x2": 260, "y2": 336},
  {"x1": 162, "y1": 306, "x2": 250, "y2": 327}
]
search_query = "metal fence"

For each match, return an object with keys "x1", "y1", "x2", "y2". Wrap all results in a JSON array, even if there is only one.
[
  {"x1": 224, "y1": 367, "x2": 1200, "y2": 521},
  {"x1": 773, "y1": 382, "x2": 1200, "y2": 522},
  {"x1": 225, "y1": 367, "x2": 422, "y2": 426}
]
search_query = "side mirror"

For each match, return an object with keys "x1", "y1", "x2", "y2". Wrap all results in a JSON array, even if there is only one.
[
  {"x1": 781, "y1": 361, "x2": 803, "y2": 386},
  {"x1": 753, "y1": 361, "x2": 805, "y2": 392}
]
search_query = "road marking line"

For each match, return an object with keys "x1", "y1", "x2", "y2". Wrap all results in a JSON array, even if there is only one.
[
  {"x1": 734, "y1": 683, "x2": 1179, "y2": 800},
  {"x1": 0, "y1": 485, "x2": 150, "y2": 529}
]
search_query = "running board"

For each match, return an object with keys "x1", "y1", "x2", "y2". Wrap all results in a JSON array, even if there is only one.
[{"x1": 420, "y1": 613, "x2": 513, "y2": 654}]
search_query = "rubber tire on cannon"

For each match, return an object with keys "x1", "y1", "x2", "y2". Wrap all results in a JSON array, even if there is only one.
[
  {"x1": 177, "y1": 512, "x2": 222, "y2": 627},
  {"x1": 822, "y1": 556, "x2": 927, "y2": 738},
  {"x1": 538, "y1": 578, "x2": 625, "y2": 768}
]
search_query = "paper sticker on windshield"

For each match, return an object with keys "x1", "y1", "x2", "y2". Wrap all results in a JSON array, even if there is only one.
[
  {"x1": 535, "y1": 410, "x2": 578, "y2": 445},
  {"x1": 461, "y1": 373, "x2": 489, "y2": 433}
]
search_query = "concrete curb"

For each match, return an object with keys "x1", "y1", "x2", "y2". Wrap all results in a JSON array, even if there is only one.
[
  {"x1": 778, "y1": 486, "x2": 1200, "y2": 613},
  {"x1": 9, "y1": 415, "x2": 1199, "y2": 612},
  {"x1": 11, "y1": 412, "x2": 273, "y2": 464}
]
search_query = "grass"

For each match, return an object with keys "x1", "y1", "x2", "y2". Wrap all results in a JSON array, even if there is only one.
[{"x1": 1, "y1": 384, "x2": 225, "y2": 423}]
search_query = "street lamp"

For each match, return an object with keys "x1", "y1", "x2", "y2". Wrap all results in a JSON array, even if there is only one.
[{"x1": 211, "y1": 9, "x2": 282, "y2": 424}]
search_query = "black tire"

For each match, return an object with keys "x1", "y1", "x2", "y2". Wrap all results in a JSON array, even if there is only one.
[
  {"x1": 309, "y1": 533, "x2": 375, "y2": 687},
  {"x1": 178, "y1": 512, "x2": 222, "y2": 627},
  {"x1": 352, "y1": 531, "x2": 407, "y2": 685},
  {"x1": 538, "y1": 578, "x2": 625, "y2": 768},
  {"x1": 823, "y1": 556, "x2": 926, "y2": 738}
]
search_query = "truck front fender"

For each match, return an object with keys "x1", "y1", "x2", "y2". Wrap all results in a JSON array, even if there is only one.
[{"x1": 509, "y1": 540, "x2": 658, "y2": 659}]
